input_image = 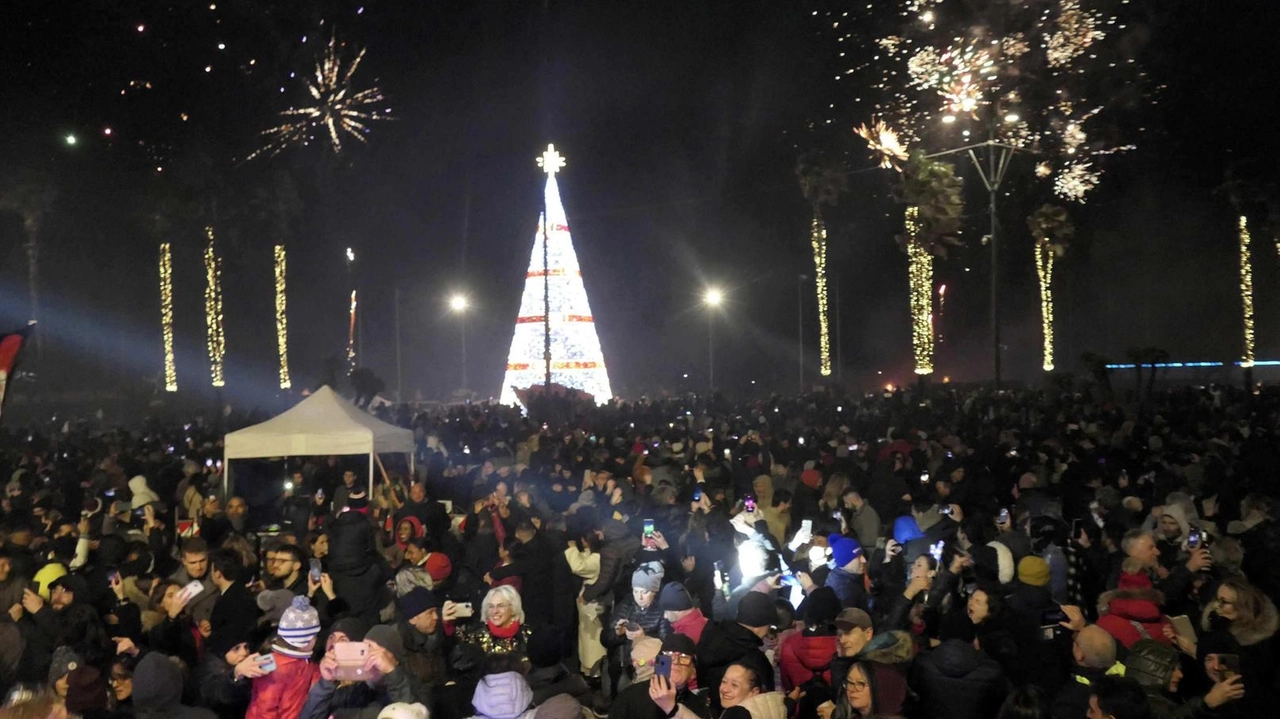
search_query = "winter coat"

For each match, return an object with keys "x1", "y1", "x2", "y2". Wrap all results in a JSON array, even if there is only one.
[
  {"x1": 670, "y1": 608, "x2": 709, "y2": 645},
  {"x1": 824, "y1": 568, "x2": 866, "y2": 609},
  {"x1": 910, "y1": 639, "x2": 1008, "y2": 719},
  {"x1": 1126, "y1": 639, "x2": 1214, "y2": 719},
  {"x1": 328, "y1": 511, "x2": 393, "y2": 623},
  {"x1": 582, "y1": 520, "x2": 641, "y2": 604},
  {"x1": 196, "y1": 652, "x2": 253, "y2": 719},
  {"x1": 298, "y1": 667, "x2": 418, "y2": 719},
  {"x1": 469, "y1": 671, "x2": 534, "y2": 719},
  {"x1": 607, "y1": 679, "x2": 710, "y2": 719},
  {"x1": 526, "y1": 663, "x2": 590, "y2": 707},
  {"x1": 390, "y1": 620, "x2": 449, "y2": 690},
  {"x1": 132, "y1": 652, "x2": 218, "y2": 719},
  {"x1": 696, "y1": 621, "x2": 763, "y2": 709},
  {"x1": 488, "y1": 531, "x2": 558, "y2": 626},
  {"x1": 1096, "y1": 586, "x2": 1175, "y2": 650},
  {"x1": 849, "y1": 504, "x2": 881, "y2": 550},
  {"x1": 1199, "y1": 598, "x2": 1279, "y2": 718},
  {"x1": 246, "y1": 651, "x2": 319, "y2": 719},
  {"x1": 778, "y1": 628, "x2": 837, "y2": 692},
  {"x1": 603, "y1": 599, "x2": 671, "y2": 651},
  {"x1": 209, "y1": 582, "x2": 261, "y2": 649}
]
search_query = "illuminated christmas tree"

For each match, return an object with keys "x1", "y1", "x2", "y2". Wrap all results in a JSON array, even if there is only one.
[{"x1": 498, "y1": 145, "x2": 613, "y2": 407}]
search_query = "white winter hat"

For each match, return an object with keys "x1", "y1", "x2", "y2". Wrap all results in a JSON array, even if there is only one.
[
  {"x1": 278, "y1": 595, "x2": 321, "y2": 648},
  {"x1": 987, "y1": 541, "x2": 1016, "y2": 585},
  {"x1": 378, "y1": 703, "x2": 429, "y2": 719}
]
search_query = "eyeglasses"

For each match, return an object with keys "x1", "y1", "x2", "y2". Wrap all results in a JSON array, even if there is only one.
[
  {"x1": 663, "y1": 652, "x2": 694, "y2": 666},
  {"x1": 110, "y1": 673, "x2": 131, "y2": 683},
  {"x1": 1214, "y1": 596, "x2": 1235, "y2": 607},
  {"x1": 846, "y1": 681, "x2": 869, "y2": 692},
  {"x1": 491, "y1": 602, "x2": 511, "y2": 610}
]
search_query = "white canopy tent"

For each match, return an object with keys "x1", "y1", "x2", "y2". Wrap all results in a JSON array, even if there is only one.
[{"x1": 222, "y1": 385, "x2": 414, "y2": 496}]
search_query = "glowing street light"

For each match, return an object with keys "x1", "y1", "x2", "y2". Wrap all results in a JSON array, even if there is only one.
[
  {"x1": 703, "y1": 287, "x2": 724, "y2": 392},
  {"x1": 450, "y1": 293, "x2": 470, "y2": 391},
  {"x1": 704, "y1": 287, "x2": 724, "y2": 307},
  {"x1": 64, "y1": 134, "x2": 77, "y2": 146}
]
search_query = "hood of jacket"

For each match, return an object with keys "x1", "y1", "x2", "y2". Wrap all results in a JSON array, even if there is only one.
[
  {"x1": 601, "y1": 518, "x2": 630, "y2": 542},
  {"x1": 738, "y1": 691, "x2": 788, "y2": 719},
  {"x1": 133, "y1": 652, "x2": 183, "y2": 711},
  {"x1": 1100, "y1": 588, "x2": 1164, "y2": 623},
  {"x1": 923, "y1": 638, "x2": 1003, "y2": 680},
  {"x1": 855, "y1": 630, "x2": 917, "y2": 667},
  {"x1": 1201, "y1": 593, "x2": 1280, "y2": 647},
  {"x1": 472, "y1": 671, "x2": 534, "y2": 719},
  {"x1": 785, "y1": 632, "x2": 837, "y2": 673},
  {"x1": 1124, "y1": 639, "x2": 1179, "y2": 691}
]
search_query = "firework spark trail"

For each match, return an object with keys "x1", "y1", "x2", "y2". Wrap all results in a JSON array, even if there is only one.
[{"x1": 249, "y1": 34, "x2": 390, "y2": 160}]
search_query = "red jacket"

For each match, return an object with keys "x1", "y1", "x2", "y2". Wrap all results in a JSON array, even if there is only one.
[
  {"x1": 779, "y1": 630, "x2": 838, "y2": 691},
  {"x1": 670, "y1": 608, "x2": 708, "y2": 645},
  {"x1": 1096, "y1": 590, "x2": 1174, "y2": 649},
  {"x1": 246, "y1": 651, "x2": 318, "y2": 719}
]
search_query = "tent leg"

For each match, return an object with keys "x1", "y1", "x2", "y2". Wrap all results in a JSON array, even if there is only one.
[
  {"x1": 410, "y1": 452, "x2": 416, "y2": 482},
  {"x1": 369, "y1": 453, "x2": 375, "y2": 496},
  {"x1": 223, "y1": 451, "x2": 230, "y2": 500}
]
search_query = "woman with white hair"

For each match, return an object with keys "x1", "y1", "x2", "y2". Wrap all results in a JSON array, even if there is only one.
[{"x1": 452, "y1": 585, "x2": 533, "y2": 663}]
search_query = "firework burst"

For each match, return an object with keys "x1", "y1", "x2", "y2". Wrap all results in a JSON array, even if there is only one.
[
  {"x1": 856, "y1": 118, "x2": 909, "y2": 169},
  {"x1": 249, "y1": 34, "x2": 390, "y2": 160}
]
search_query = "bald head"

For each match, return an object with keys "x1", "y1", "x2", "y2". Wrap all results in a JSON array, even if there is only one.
[{"x1": 1074, "y1": 625, "x2": 1117, "y2": 669}]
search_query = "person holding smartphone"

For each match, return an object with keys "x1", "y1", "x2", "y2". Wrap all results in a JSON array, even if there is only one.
[{"x1": 1196, "y1": 577, "x2": 1277, "y2": 717}]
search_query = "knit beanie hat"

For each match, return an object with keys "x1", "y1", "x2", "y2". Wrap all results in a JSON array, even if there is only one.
[
  {"x1": 803, "y1": 586, "x2": 842, "y2": 625},
  {"x1": 736, "y1": 591, "x2": 778, "y2": 628},
  {"x1": 278, "y1": 595, "x2": 321, "y2": 648},
  {"x1": 378, "y1": 703, "x2": 430, "y2": 719},
  {"x1": 65, "y1": 665, "x2": 109, "y2": 714},
  {"x1": 658, "y1": 582, "x2": 694, "y2": 611},
  {"x1": 424, "y1": 552, "x2": 453, "y2": 582},
  {"x1": 48, "y1": 646, "x2": 83, "y2": 684},
  {"x1": 257, "y1": 589, "x2": 296, "y2": 627},
  {"x1": 632, "y1": 561, "x2": 663, "y2": 594},
  {"x1": 632, "y1": 637, "x2": 663, "y2": 680},
  {"x1": 397, "y1": 586, "x2": 441, "y2": 621},
  {"x1": 828, "y1": 534, "x2": 863, "y2": 567},
  {"x1": 661, "y1": 633, "x2": 697, "y2": 657},
  {"x1": 1017, "y1": 556, "x2": 1051, "y2": 587},
  {"x1": 331, "y1": 617, "x2": 370, "y2": 643},
  {"x1": 800, "y1": 469, "x2": 823, "y2": 489}
]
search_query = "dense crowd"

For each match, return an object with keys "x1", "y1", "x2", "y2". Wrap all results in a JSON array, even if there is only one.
[{"x1": 1, "y1": 383, "x2": 1279, "y2": 719}]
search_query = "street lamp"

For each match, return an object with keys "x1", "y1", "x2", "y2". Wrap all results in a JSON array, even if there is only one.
[
  {"x1": 449, "y1": 294, "x2": 469, "y2": 392},
  {"x1": 703, "y1": 288, "x2": 723, "y2": 392}
]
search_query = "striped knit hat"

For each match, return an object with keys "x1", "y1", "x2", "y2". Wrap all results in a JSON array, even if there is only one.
[{"x1": 278, "y1": 595, "x2": 321, "y2": 648}]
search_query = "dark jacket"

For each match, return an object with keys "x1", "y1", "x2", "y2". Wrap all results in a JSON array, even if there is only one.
[
  {"x1": 133, "y1": 652, "x2": 218, "y2": 719},
  {"x1": 299, "y1": 667, "x2": 418, "y2": 719},
  {"x1": 824, "y1": 568, "x2": 866, "y2": 609},
  {"x1": 487, "y1": 531, "x2": 557, "y2": 626},
  {"x1": 209, "y1": 583, "x2": 260, "y2": 648},
  {"x1": 328, "y1": 511, "x2": 393, "y2": 623},
  {"x1": 1051, "y1": 665, "x2": 1114, "y2": 719},
  {"x1": 603, "y1": 599, "x2": 671, "y2": 651},
  {"x1": 583, "y1": 520, "x2": 641, "y2": 604},
  {"x1": 696, "y1": 621, "x2": 763, "y2": 711},
  {"x1": 606, "y1": 679, "x2": 711, "y2": 719},
  {"x1": 910, "y1": 639, "x2": 1008, "y2": 719},
  {"x1": 196, "y1": 652, "x2": 253, "y2": 719}
]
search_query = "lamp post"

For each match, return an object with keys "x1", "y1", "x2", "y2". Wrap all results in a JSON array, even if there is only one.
[
  {"x1": 703, "y1": 288, "x2": 724, "y2": 393},
  {"x1": 449, "y1": 294, "x2": 469, "y2": 394}
]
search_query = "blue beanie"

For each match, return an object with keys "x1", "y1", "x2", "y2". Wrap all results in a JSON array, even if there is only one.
[
  {"x1": 828, "y1": 534, "x2": 863, "y2": 567},
  {"x1": 893, "y1": 516, "x2": 925, "y2": 544}
]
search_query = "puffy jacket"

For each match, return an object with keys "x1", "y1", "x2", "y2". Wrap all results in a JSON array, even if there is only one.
[
  {"x1": 1126, "y1": 640, "x2": 1213, "y2": 719},
  {"x1": 910, "y1": 639, "x2": 1008, "y2": 719},
  {"x1": 778, "y1": 628, "x2": 837, "y2": 691},
  {"x1": 470, "y1": 671, "x2": 534, "y2": 719},
  {"x1": 823, "y1": 568, "x2": 866, "y2": 609},
  {"x1": 246, "y1": 651, "x2": 319, "y2": 719},
  {"x1": 603, "y1": 599, "x2": 671, "y2": 650},
  {"x1": 582, "y1": 520, "x2": 641, "y2": 604},
  {"x1": 1096, "y1": 588, "x2": 1174, "y2": 650}
]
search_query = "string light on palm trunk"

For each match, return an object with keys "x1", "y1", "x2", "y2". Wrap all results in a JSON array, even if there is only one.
[
  {"x1": 811, "y1": 214, "x2": 832, "y2": 376},
  {"x1": 905, "y1": 207, "x2": 934, "y2": 375},
  {"x1": 159, "y1": 242, "x2": 177, "y2": 391},
  {"x1": 203, "y1": 227, "x2": 226, "y2": 387},
  {"x1": 1036, "y1": 245, "x2": 1056, "y2": 371},
  {"x1": 1240, "y1": 216, "x2": 1255, "y2": 368},
  {"x1": 274, "y1": 245, "x2": 292, "y2": 389}
]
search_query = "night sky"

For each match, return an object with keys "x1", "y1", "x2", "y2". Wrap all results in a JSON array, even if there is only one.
[{"x1": 2, "y1": 0, "x2": 1279, "y2": 407}]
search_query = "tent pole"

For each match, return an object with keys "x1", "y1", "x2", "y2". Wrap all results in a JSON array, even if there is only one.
[
  {"x1": 410, "y1": 452, "x2": 416, "y2": 482},
  {"x1": 223, "y1": 450, "x2": 230, "y2": 500},
  {"x1": 369, "y1": 452, "x2": 375, "y2": 496}
]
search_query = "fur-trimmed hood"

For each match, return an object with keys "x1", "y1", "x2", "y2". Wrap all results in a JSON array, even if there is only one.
[
  {"x1": 1098, "y1": 587, "x2": 1166, "y2": 622},
  {"x1": 1201, "y1": 594, "x2": 1279, "y2": 647},
  {"x1": 855, "y1": 629, "x2": 917, "y2": 667}
]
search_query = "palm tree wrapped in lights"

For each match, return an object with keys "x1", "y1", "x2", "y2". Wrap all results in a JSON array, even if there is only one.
[
  {"x1": 1027, "y1": 204, "x2": 1074, "y2": 372},
  {"x1": 796, "y1": 150, "x2": 848, "y2": 377},
  {"x1": 894, "y1": 153, "x2": 964, "y2": 376}
]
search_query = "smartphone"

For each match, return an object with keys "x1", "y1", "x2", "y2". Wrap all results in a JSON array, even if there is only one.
[
  {"x1": 713, "y1": 560, "x2": 727, "y2": 585},
  {"x1": 1218, "y1": 653, "x2": 1241, "y2": 678},
  {"x1": 177, "y1": 580, "x2": 205, "y2": 604},
  {"x1": 284, "y1": 480, "x2": 295, "y2": 492},
  {"x1": 801, "y1": 519, "x2": 813, "y2": 535},
  {"x1": 743, "y1": 495, "x2": 757, "y2": 513},
  {"x1": 333, "y1": 641, "x2": 369, "y2": 681},
  {"x1": 454, "y1": 602, "x2": 474, "y2": 618},
  {"x1": 998, "y1": 507, "x2": 1011, "y2": 525},
  {"x1": 625, "y1": 621, "x2": 641, "y2": 633},
  {"x1": 643, "y1": 518, "x2": 655, "y2": 538},
  {"x1": 692, "y1": 485, "x2": 703, "y2": 502},
  {"x1": 1187, "y1": 528, "x2": 1203, "y2": 550},
  {"x1": 104, "y1": 488, "x2": 116, "y2": 498},
  {"x1": 108, "y1": 569, "x2": 121, "y2": 585},
  {"x1": 316, "y1": 488, "x2": 325, "y2": 501},
  {"x1": 1070, "y1": 518, "x2": 1081, "y2": 539},
  {"x1": 919, "y1": 472, "x2": 930, "y2": 484},
  {"x1": 1041, "y1": 606, "x2": 1068, "y2": 626},
  {"x1": 309, "y1": 559, "x2": 323, "y2": 584},
  {"x1": 939, "y1": 505, "x2": 954, "y2": 516},
  {"x1": 255, "y1": 654, "x2": 277, "y2": 673},
  {"x1": 654, "y1": 653, "x2": 672, "y2": 680}
]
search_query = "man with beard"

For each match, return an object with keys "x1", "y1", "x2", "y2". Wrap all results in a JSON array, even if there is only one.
[
  {"x1": 226, "y1": 497, "x2": 251, "y2": 535},
  {"x1": 266, "y1": 544, "x2": 308, "y2": 595}
]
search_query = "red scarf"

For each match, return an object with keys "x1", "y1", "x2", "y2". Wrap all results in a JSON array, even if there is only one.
[{"x1": 488, "y1": 620, "x2": 521, "y2": 639}]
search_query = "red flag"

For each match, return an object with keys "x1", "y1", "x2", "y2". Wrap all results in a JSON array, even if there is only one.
[{"x1": 0, "y1": 324, "x2": 34, "y2": 422}]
